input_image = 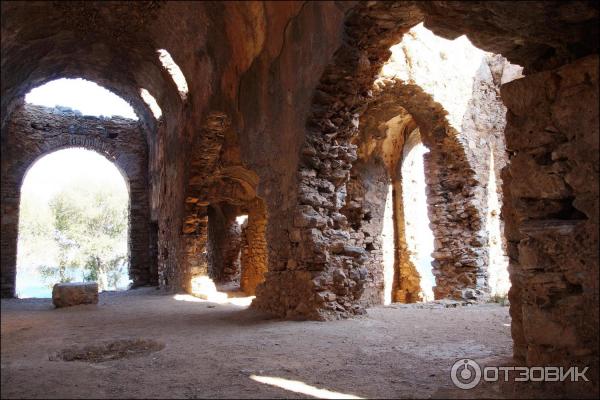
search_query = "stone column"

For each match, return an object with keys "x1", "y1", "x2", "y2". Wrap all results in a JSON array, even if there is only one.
[
  {"x1": 240, "y1": 199, "x2": 268, "y2": 295},
  {"x1": 126, "y1": 177, "x2": 151, "y2": 287}
]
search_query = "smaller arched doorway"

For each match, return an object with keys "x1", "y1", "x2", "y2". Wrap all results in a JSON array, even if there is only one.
[
  {"x1": 398, "y1": 129, "x2": 435, "y2": 302},
  {"x1": 16, "y1": 148, "x2": 131, "y2": 297},
  {"x1": 381, "y1": 125, "x2": 436, "y2": 305}
]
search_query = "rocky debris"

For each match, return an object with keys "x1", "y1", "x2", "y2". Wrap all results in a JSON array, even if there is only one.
[
  {"x1": 52, "y1": 282, "x2": 99, "y2": 308},
  {"x1": 388, "y1": 298, "x2": 477, "y2": 309}
]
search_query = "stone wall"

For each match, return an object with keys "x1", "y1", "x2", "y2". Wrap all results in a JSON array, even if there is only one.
[
  {"x1": 374, "y1": 26, "x2": 523, "y2": 302},
  {"x1": 397, "y1": 129, "x2": 433, "y2": 302},
  {"x1": 501, "y1": 55, "x2": 599, "y2": 370},
  {"x1": 343, "y1": 112, "x2": 425, "y2": 306},
  {"x1": 0, "y1": 104, "x2": 152, "y2": 297}
]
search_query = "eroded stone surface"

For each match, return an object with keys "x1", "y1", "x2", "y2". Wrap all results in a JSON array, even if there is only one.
[{"x1": 52, "y1": 282, "x2": 98, "y2": 308}]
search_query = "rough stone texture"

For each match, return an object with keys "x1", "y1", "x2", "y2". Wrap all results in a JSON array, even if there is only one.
[
  {"x1": 341, "y1": 111, "x2": 424, "y2": 306},
  {"x1": 342, "y1": 157, "x2": 392, "y2": 306},
  {"x1": 249, "y1": 1, "x2": 599, "y2": 323},
  {"x1": 52, "y1": 282, "x2": 99, "y2": 308},
  {"x1": 0, "y1": 104, "x2": 153, "y2": 297},
  {"x1": 501, "y1": 55, "x2": 599, "y2": 371}
]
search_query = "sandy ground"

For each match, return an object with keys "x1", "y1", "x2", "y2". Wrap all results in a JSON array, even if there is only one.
[{"x1": 0, "y1": 288, "x2": 590, "y2": 399}]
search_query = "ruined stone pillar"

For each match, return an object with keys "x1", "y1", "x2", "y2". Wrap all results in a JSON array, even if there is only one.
[
  {"x1": 501, "y1": 55, "x2": 599, "y2": 367},
  {"x1": 392, "y1": 177, "x2": 422, "y2": 303},
  {"x1": 424, "y1": 144, "x2": 489, "y2": 301},
  {"x1": 240, "y1": 199, "x2": 268, "y2": 295}
]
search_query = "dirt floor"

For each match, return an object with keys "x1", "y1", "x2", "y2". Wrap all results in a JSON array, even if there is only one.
[{"x1": 0, "y1": 288, "x2": 592, "y2": 399}]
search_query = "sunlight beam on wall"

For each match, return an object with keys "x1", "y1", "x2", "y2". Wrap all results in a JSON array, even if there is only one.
[
  {"x1": 157, "y1": 49, "x2": 189, "y2": 100},
  {"x1": 140, "y1": 88, "x2": 163, "y2": 119}
]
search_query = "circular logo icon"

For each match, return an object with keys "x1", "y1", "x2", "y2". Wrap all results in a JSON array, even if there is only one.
[{"x1": 451, "y1": 358, "x2": 482, "y2": 389}]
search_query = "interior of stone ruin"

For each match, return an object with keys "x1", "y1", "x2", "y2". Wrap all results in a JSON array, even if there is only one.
[{"x1": 1, "y1": 1, "x2": 598, "y2": 399}]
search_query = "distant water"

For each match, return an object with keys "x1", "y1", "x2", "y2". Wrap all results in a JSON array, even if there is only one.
[
  {"x1": 16, "y1": 284, "x2": 53, "y2": 299},
  {"x1": 16, "y1": 266, "x2": 132, "y2": 299}
]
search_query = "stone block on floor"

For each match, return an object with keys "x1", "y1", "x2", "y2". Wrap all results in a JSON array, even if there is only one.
[{"x1": 52, "y1": 282, "x2": 99, "y2": 308}]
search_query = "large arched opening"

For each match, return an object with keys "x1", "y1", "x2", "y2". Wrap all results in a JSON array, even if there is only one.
[
  {"x1": 398, "y1": 129, "x2": 435, "y2": 302},
  {"x1": 0, "y1": 78, "x2": 154, "y2": 297},
  {"x1": 16, "y1": 148, "x2": 130, "y2": 297}
]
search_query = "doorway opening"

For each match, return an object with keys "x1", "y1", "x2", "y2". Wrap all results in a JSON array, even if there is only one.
[
  {"x1": 16, "y1": 148, "x2": 131, "y2": 298},
  {"x1": 400, "y1": 130, "x2": 435, "y2": 302}
]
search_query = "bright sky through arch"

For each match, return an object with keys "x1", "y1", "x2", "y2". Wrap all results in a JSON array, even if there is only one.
[
  {"x1": 21, "y1": 148, "x2": 128, "y2": 204},
  {"x1": 25, "y1": 78, "x2": 138, "y2": 120}
]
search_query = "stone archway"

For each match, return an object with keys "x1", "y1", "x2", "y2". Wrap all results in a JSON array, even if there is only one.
[
  {"x1": 363, "y1": 80, "x2": 493, "y2": 303},
  {"x1": 246, "y1": 1, "x2": 598, "y2": 371},
  {"x1": 0, "y1": 104, "x2": 153, "y2": 297}
]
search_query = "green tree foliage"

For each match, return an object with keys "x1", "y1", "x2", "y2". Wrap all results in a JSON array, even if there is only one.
[
  {"x1": 18, "y1": 194, "x2": 58, "y2": 279},
  {"x1": 20, "y1": 177, "x2": 129, "y2": 291}
]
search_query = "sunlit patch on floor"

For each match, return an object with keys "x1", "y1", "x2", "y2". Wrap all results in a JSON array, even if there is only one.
[
  {"x1": 250, "y1": 375, "x2": 364, "y2": 399},
  {"x1": 174, "y1": 277, "x2": 255, "y2": 307},
  {"x1": 173, "y1": 293, "x2": 255, "y2": 307}
]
